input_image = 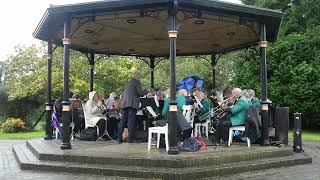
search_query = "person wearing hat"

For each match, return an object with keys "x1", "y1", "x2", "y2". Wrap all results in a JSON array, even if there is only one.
[
  {"x1": 105, "y1": 92, "x2": 120, "y2": 139},
  {"x1": 83, "y1": 91, "x2": 107, "y2": 137}
]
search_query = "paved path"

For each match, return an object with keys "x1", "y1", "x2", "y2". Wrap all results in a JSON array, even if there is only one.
[
  {"x1": 223, "y1": 141, "x2": 320, "y2": 180},
  {"x1": 1, "y1": 140, "x2": 319, "y2": 180}
]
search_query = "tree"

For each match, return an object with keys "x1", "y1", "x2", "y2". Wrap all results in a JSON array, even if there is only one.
[{"x1": 232, "y1": 0, "x2": 320, "y2": 127}]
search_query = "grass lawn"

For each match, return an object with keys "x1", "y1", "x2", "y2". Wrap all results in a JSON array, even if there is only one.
[
  {"x1": 0, "y1": 130, "x2": 45, "y2": 139},
  {"x1": 288, "y1": 130, "x2": 320, "y2": 141}
]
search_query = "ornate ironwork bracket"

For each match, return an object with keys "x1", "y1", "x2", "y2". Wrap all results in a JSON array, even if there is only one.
[
  {"x1": 137, "y1": 56, "x2": 168, "y2": 68},
  {"x1": 239, "y1": 17, "x2": 261, "y2": 40},
  {"x1": 70, "y1": 16, "x2": 94, "y2": 38},
  {"x1": 195, "y1": 54, "x2": 222, "y2": 65}
]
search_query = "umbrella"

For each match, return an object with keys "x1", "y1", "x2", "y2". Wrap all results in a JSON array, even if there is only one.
[{"x1": 177, "y1": 76, "x2": 204, "y2": 92}]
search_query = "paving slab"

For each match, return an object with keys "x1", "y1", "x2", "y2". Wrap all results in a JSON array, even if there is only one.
[{"x1": 1, "y1": 139, "x2": 319, "y2": 180}]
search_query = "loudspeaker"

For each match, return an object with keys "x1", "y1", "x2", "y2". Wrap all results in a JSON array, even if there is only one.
[
  {"x1": 274, "y1": 107, "x2": 289, "y2": 145},
  {"x1": 293, "y1": 113, "x2": 303, "y2": 153}
]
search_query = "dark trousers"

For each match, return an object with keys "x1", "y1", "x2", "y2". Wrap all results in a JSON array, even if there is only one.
[
  {"x1": 215, "y1": 120, "x2": 232, "y2": 142},
  {"x1": 108, "y1": 117, "x2": 119, "y2": 138},
  {"x1": 96, "y1": 119, "x2": 106, "y2": 137},
  {"x1": 117, "y1": 107, "x2": 137, "y2": 141},
  {"x1": 182, "y1": 128, "x2": 192, "y2": 141},
  {"x1": 72, "y1": 109, "x2": 85, "y2": 133}
]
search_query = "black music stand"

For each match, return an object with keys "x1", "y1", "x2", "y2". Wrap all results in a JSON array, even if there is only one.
[{"x1": 98, "y1": 113, "x2": 116, "y2": 142}]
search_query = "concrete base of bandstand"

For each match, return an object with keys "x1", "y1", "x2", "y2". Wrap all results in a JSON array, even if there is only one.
[{"x1": 12, "y1": 139, "x2": 312, "y2": 180}]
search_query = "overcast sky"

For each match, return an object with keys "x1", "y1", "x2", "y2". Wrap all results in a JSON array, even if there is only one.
[{"x1": 0, "y1": 0, "x2": 241, "y2": 61}]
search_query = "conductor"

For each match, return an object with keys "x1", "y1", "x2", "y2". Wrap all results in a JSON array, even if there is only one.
[{"x1": 117, "y1": 72, "x2": 146, "y2": 143}]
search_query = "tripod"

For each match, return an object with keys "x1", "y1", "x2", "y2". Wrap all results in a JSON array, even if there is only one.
[{"x1": 98, "y1": 116, "x2": 116, "y2": 142}]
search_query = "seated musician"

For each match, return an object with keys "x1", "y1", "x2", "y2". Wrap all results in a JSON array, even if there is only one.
[
  {"x1": 70, "y1": 93, "x2": 85, "y2": 134},
  {"x1": 178, "y1": 89, "x2": 194, "y2": 105},
  {"x1": 105, "y1": 92, "x2": 121, "y2": 139},
  {"x1": 161, "y1": 88, "x2": 192, "y2": 141},
  {"x1": 155, "y1": 90, "x2": 165, "y2": 113},
  {"x1": 208, "y1": 90, "x2": 220, "y2": 108},
  {"x1": 248, "y1": 89, "x2": 261, "y2": 108},
  {"x1": 211, "y1": 88, "x2": 250, "y2": 145},
  {"x1": 229, "y1": 88, "x2": 251, "y2": 126},
  {"x1": 194, "y1": 91, "x2": 211, "y2": 123},
  {"x1": 53, "y1": 92, "x2": 63, "y2": 122},
  {"x1": 83, "y1": 91, "x2": 106, "y2": 137}
]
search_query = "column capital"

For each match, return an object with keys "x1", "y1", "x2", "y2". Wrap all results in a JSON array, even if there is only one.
[
  {"x1": 258, "y1": 41, "x2": 268, "y2": 48},
  {"x1": 61, "y1": 101, "x2": 71, "y2": 112},
  {"x1": 168, "y1": 30, "x2": 178, "y2": 38},
  {"x1": 62, "y1": 38, "x2": 71, "y2": 45},
  {"x1": 47, "y1": 54, "x2": 53, "y2": 60},
  {"x1": 45, "y1": 103, "x2": 53, "y2": 111},
  {"x1": 62, "y1": 104, "x2": 71, "y2": 112},
  {"x1": 261, "y1": 104, "x2": 269, "y2": 111}
]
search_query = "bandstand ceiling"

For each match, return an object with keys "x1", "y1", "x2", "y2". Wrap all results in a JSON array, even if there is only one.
[{"x1": 33, "y1": 0, "x2": 283, "y2": 57}]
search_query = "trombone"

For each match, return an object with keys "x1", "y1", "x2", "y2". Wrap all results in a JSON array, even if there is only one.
[{"x1": 211, "y1": 94, "x2": 237, "y2": 116}]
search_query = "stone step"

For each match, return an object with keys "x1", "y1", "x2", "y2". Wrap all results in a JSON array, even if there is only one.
[
  {"x1": 13, "y1": 143, "x2": 312, "y2": 180},
  {"x1": 25, "y1": 139, "x2": 294, "y2": 168}
]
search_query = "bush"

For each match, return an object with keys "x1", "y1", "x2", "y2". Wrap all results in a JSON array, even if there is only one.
[{"x1": 0, "y1": 117, "x2": 26, "y2": 133}]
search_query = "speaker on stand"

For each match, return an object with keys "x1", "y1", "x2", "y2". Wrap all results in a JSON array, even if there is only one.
[{"x1": 274, "y1": 107, "x2": 289, "y2": 145}]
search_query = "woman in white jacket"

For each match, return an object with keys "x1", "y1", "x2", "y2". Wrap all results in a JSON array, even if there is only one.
[{"x1": 83, "y1": 91, "x2": 106, "y2": 137}]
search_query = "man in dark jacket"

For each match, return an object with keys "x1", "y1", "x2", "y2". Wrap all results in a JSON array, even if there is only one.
[{"x1": 117, "y1": 72, "x2": 146, "y2": 143}]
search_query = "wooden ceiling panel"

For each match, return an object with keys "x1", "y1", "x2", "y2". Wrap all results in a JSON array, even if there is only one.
[{"x1": 52, "y1": 9, "x2": 260, "y2": 56}]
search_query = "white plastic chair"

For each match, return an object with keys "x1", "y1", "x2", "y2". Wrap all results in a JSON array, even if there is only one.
[
  {"x1": 194, "y1": 117, "x2": 209, "y2": 137},
  {"x1": 182, "y1": 105, "x2": 195, "y2": 136},
  {"x1": 228, "y1": 126, "x2": 251, "y2": 147},
  {"x1": 148, "y1": 124, "x2": 169, "y2": 151}
]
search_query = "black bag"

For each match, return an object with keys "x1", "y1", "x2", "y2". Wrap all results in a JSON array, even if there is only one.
[
  {"x1": 79, "y1": 127, "x2": 98, "y2": 141},
  {"x1": 135, "y1": 131, "x2": 148, "y2": 142}
]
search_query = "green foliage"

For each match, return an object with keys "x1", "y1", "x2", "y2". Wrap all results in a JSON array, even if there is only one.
[
  {"x1": 235, "y1": 0, "x2": 320, "y2": 128},
  {"x1": 0, "y1": 117, "x2": 26, "y2": 133},
  {"x1": 241, "y1": 0, "x2": 320, "y2": 36},
  {"x1": 268, "y1": 27, "x2": 320, "y2": 122},
  {"x1": 3, "y1": 45, "x2": 47, "y2": 100},
  {"x1": 232, "y1": 27, "x2": 320, "y2": 127}
]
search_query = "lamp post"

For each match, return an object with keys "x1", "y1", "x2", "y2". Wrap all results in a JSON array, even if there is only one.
[
  {"x1": 61, "y1": 15, "x2": 72, "y2": 150},
  {"x1": 259, "y1": 23, "x2": 270, "y2": 145},
  {"x1": 88, "y1": 52, "x2": 95, "y2": 92},
  {"x1": 150, "y1": 56, "x2": 155, "y2": 89},
  {"x1": 167, "y1": 0, "x2": 179, "y2": 155},
  {"x1": 44, "y1": 41, "x2": 53, "y2": 140},
  {"x1": 211, "y1": 53, "x2": 217, "y2": 91}
]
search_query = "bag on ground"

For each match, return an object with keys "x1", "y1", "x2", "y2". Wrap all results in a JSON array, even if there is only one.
[
  {"x1": 181, "y1": 137, "x2": 207, "y2": 152},
  {"x1": 79, "y1": 127, "x2": 98, "y2": 141}
]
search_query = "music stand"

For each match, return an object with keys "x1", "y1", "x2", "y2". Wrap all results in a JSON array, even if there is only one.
[
  {"x1": 99, "y1": 113, "x2": 116, "y2": 142},
  {"x1": 140, "y1": 97, "x2": 155, "y2": 108}
]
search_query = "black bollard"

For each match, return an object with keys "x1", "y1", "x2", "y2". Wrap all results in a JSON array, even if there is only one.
[{"x1": 293, "y1": 112, "x2": 303, "y2": 153}]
